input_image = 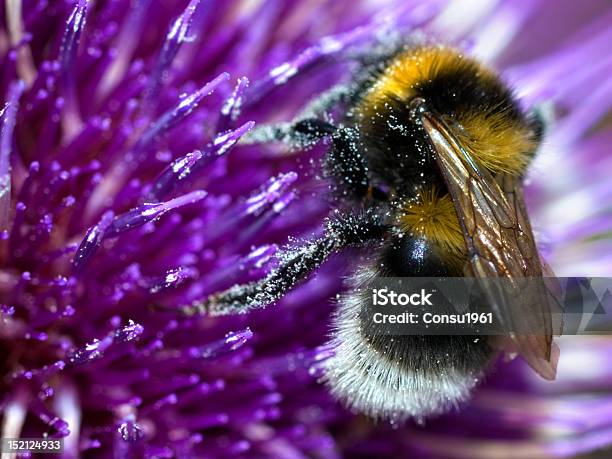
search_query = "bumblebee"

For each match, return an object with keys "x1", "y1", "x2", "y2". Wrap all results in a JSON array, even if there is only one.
[{"x1": 176, "y1": 44, "x2": 559, "y2": 420}]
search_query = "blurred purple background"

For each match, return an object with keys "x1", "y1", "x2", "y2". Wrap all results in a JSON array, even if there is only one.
[{"x1": 1, "y1": 0, "x2": 612, "y2": 457}]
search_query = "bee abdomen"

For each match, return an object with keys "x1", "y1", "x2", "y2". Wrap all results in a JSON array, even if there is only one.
[{"x1": 322, "y1": 266, "x2": 492, "y2": 421}]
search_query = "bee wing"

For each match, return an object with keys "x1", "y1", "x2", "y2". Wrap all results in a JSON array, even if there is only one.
[{"x1": 420, "y1": 110, "x2": 558, "y2": 380}]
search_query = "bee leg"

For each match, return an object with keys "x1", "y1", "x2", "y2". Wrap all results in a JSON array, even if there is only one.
[
  {"x1": 178, "y1": 210, "x2": 388, "y2": 316},
  {"x1": 296, "y1": 83, "x2": 352, "y2": 119},
  {"x1": 325, "y1": 126, "x2": 378, "y2": 200},
  {"x1": 240, "y1": 84, "x2": 351, "y2": 148}
]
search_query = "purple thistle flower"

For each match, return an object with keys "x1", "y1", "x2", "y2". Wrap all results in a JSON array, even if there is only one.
[{"x1": 0, "y1": 0, "x2": 611, "y2": 458}]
